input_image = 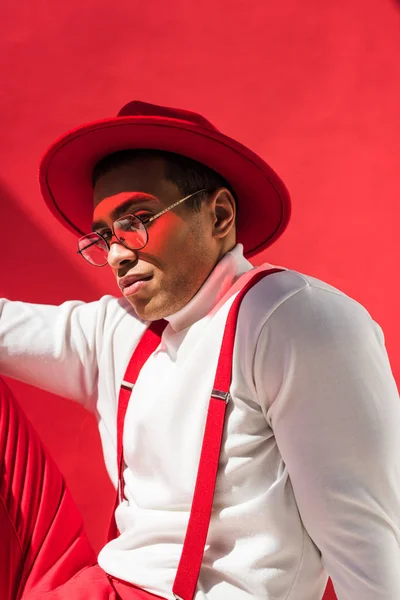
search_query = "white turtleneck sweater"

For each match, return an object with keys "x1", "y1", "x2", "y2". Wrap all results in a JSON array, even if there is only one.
[{"x1": 1, "y1": 244, "x2": 399, "y2": 600}]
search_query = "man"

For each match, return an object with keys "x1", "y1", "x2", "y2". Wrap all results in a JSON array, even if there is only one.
[{"x1": 0, "y1": 100, "x2": 399, "y2": 600}]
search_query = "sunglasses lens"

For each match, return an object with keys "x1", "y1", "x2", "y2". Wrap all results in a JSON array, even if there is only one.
[{"x1": 78, "y1": 233, "x2": 108, "y2": 266}]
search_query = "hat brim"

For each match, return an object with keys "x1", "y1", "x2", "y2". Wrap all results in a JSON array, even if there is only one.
[{"x1": 39, "y1": 115, "x2": 291, "y2": 258}]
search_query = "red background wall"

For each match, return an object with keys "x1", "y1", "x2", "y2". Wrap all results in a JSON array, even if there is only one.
[{"x1": 1, "y1": 2, "x2": 400, "y2": 598}]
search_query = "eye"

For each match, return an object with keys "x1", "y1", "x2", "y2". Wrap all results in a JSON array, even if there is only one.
[
  {"x1": 116, "y1": 216, "x2": 139, "y2": 231},
  {"x1": 97, "y1": 229, "x2": 112, "y2": 241},
  {"x1": 135, "y1": 211, "x2": 152, "y2": 221}
]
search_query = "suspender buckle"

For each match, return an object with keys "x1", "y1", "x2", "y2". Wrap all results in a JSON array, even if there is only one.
[
  {"x1": 211, "y1": 389, "x2": 231, "y2": 403},
  {"x1": 121, "y1": 380, "x2": 134, "y2": 390}
]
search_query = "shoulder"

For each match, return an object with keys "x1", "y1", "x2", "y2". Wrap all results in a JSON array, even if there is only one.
[
  {"x1": 79, "y1": 294, "x2": 146, "y2": 334},
  {"x1": 238, "y1": 268, "x2": 381, "y2": 345}
]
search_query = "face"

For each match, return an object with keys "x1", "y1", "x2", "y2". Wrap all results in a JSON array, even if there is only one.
[{"x1": 92, "y1": 156, "x2": 235, "y2": 321}]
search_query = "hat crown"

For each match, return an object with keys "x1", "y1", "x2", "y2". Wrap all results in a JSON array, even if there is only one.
[{"x1": 117, "y1": 100, "x2": 218, "y2": 132}]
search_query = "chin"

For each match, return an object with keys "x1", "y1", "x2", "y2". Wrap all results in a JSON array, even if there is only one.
[{"x1": 126, "y1": 295, "x2": 167, "y2": 322}]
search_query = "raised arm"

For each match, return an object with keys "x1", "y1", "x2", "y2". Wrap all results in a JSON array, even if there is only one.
[{"x1": 0, "y1": 296, "x2": 111, "y2": 409}]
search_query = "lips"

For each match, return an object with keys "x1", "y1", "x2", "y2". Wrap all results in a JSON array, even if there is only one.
[{"x1": 118, "y1": 273, "x2": 153, "y2": 293}]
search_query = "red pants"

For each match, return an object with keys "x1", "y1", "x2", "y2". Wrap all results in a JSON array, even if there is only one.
[{"x1": 0, "y1": 378, "x2": 165, "y2": 600}]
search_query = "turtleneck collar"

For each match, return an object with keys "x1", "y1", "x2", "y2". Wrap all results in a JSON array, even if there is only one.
[{"x1": 164, "y1": 244, "x2": 253, "y2": 333}]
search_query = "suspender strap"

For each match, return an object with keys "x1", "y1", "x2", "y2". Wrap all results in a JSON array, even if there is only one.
[
  {"x1": 109, "y1": 266, "x2": 284, "y2": 598},
  {"x1": 116, "y1": 319, "x2": 168, "y2": 496},
  {"x1": 108, "y1": 319, "x2": 167, "y2": 540},
  {"x1": 172, "y1": 267, "x2": 283, "y2": 600}
]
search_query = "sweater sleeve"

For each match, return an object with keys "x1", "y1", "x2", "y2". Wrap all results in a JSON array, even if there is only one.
[
  {"x1": 0, "y1": 296, "x2": 112, "y2": 408},
  {"x1": 254, "y1": 284, "x2": 400, "y2": 599}
]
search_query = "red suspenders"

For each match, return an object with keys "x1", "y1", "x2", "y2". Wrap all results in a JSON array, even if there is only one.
[{"x1": 109, "y1": 267, "x2": 284, "y2": 600}]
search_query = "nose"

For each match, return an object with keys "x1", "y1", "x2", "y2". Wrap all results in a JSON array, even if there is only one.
[{"x1": 107, "y1": 238, "x2": 137, "y2": 269}]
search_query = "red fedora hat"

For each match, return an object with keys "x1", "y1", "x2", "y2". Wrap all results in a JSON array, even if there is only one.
[{"x1": 39, "y1": 101, "x2": 291, "y2": 258}]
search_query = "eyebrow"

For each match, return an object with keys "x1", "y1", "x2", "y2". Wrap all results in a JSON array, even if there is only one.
[{"x1": 91, "y1": 195, "x2": 159, "y2": 231}]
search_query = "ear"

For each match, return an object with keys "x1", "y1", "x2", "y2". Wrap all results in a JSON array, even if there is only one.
[{"x1": 211, "y1": 188, "x2": 236, "y2": 240}]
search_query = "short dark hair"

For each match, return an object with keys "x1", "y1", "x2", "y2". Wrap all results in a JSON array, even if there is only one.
[{"x1": 92, "y1": 149, "x2": 237, "y2": 212}]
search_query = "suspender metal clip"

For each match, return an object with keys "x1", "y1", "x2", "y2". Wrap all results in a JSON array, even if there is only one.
[
  {"x1": 211, "y1": 389, "x2": 231, "y2": 403},
  {"x1": 121, "y1": 380, "x2": 134, "y2": 390}
]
